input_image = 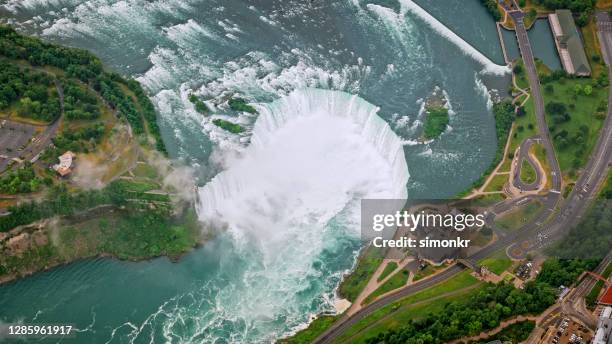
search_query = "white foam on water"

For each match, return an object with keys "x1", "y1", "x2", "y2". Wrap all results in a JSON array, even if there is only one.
[
  {"x1": 366, "y1": 3, "x2": 420, "y2": 55},
  {"x1": 187, "y1": 89, "x2": 408, "y2": 342},
  {"x1": 198, "y1": 88, "x2": 409, "y2": 221},
  {"x1": 398, "y1": 0, "x2": 510, "y2": 75},
  {"x1": 165, "y1": 19, "x2": 220, "y2": 44},
  {"x1": 37, "y1": 0, "x2": 195, "y2": 52},
  {"x1": 2, "y1": 0, "x2": 81, "y2": 13},
  {"x1": 259, "y1": 15, "x2": 277, "y2": 26},
  {"x1": 474, "y1": 73, "x2": 494, "y2": 110},
  {"x1": 218, "y1": 19, "x2": 242, "y2": 34},
  {"x1": 225, "y1": 33, "x2": 239, "y2": 41}
]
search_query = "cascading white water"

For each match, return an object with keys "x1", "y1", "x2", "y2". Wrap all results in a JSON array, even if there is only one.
[
  {"x1": 398, "y1": 0, "x2": 510, "y2": 75},
  {"x1": 198, "y1": 89, "x2": 409, "y2": 224},
  {"x1": 195, "y1": 88, "x2": 408, "y2": 341}
]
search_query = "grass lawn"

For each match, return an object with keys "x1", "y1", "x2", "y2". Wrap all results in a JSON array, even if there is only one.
[
  {"x1": 540, "y1": 16, "x2": 608, "y2": 178},
  {"x1": 281, "y1": 315, "x2": 339, "y2": 344},
  {"x1": 479, "y1": 249, "x2": 513, "y2": 275},
  {"x1": 112, "y1": 179, "x2": 160, "y2": 193},
  {"x1": 581, "y1": 18, "x2": 606, "y2": 79},
  {"x1": 45, "y1": 204, "x2": 200, "y2": 265},
  {"x1": 531, "y1": 143, "x2": 552, "y2": 189},
  {"x1": 501, "y1": 61, "x2": 547, "y2": 174},
  {"x1": 377, "y1": 261, "x2": 398, "y2": 282},
  {"x1": 542, "y1": 77, "x2": 607, "y2": 177},
  {"x1": 333, "y1": 271, "x2": 481, "y2": 343},
  {"x1": 132, "y1": 162, "x2": 159, "y2": 179},
  {"x1": 338, "y1": 246, "x2": 383, "y2": 302},
  {"x1": 364, "y1": 269, "x2": 410, "y2": 305},
  {"x1": 484, "y1": 173, "x2": 509, "y2": 192},
  {"x1": 341, "y1": 290, "x2": 478, "y2": 344},
  {"x1": 514, "y1": 60, "x2": 550, "y2": 91},
  {"x1": 520, "y1": 159, "x2": 537, "y2": 184},
  {"x1": 523, "y1": 10, "x2": 537, "y2": 28},
  {"x1": 501, "y1": 98, "x2": 539, "y2": 173},
  {"x1": 0, "y1": 110, "x2": 52, "y2": 126},
  {"x1": 473, "y1": 193, "x2": 507, "y2": 203},
  {"x1": 495, "y1": 200, "x2": 543, "y2": 232},
  {"x1": 515, "y1": 61, "x2": 529, "y2": 90},
  {"x1": 413, "y1": 262, "x2": 449, "y2": 282}
]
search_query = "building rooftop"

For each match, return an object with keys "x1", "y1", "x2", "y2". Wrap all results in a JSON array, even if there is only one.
[
  {"x1": 53, "y1": 151, "x2": 76, "y2": 177},
  {"x1": 550, "y1": 10, "x2": 591, "y2": 76},
  {"x1": 600, "y1": 285, "x2": 612, "y2": 306}
]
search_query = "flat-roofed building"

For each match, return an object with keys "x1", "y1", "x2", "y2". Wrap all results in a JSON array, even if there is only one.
[
  {"x1": 549, "y1": 9, "x2": 591, "y2": 76},
  {"x1": 594, "y1": 307, "x2": 612, "y2": 344}
]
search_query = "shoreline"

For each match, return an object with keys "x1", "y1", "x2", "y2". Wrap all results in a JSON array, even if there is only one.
[
  {"x1": 0, "y1": 198, "x2": 205, "y2": 286},
  {"x1": 282, "y1": 6, "x2": 520, "y2": 340},
  {"x1": 0, "y1": 242, "x2": 202, "y2": 286}
]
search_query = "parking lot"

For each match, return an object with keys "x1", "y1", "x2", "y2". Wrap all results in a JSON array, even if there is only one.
[
  {"x1": 548, "y1": 317, "x2": 592, "y2": 344},
  {"x1": 0, "y1": 119, "x2": 37, "y2": 172}
]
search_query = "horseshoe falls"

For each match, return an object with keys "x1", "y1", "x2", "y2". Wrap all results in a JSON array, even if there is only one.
[{"x1": 0, "y1": 0, "x2": 510, "y2": 342}]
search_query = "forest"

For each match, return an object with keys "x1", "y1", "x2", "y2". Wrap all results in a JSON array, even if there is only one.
[
  {"x1": 546, "y1": 184, "x2": 612, "y2": 260},
  {"x1": 365, "y1": 281, "x2": 556, "y2": 344},
  {"x1": 0, "y1": 25, "x2": 166, "y2": 153},
  {"x1": 532, "y1": 0, "x2": 595, "y2": 26},
  {"x1": 0, "y1": 163, "x2": 46, "y2": 194},
  {"x1": 365, "y1": 253, "x2": 600, "y2": 344},
  {"x1": 0, "y1": 181, "x2": 162, "y2": 232},
  {"x1": 0, "y1": 60, "x2": 61, "y2": 122}
]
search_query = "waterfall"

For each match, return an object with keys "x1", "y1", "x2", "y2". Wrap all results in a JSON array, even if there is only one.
[
  {"x1": 192, "y1": 89, "x2": 409, "y2": 342},
  {"x1": 197, "y1": 88, "x2": 409, "y2": 226}
]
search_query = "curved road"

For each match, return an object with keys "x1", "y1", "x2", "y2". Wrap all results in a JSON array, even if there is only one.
[
  {"x1": 509, "y1": 10, "x2": 563, "y2": 194},
  {"x1": 313, "y1": 8, "x2": 611, "y2": 344},
  {"x1": 513, "y1": 135, "x2": 544, "y2": 192}
]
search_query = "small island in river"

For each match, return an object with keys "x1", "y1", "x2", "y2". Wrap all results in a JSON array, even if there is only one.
[{"x1": 422, "y1": 87, "x2": 450, "y2": 140}]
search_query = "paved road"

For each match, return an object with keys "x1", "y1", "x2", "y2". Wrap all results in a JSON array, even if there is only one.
[
  {"x1": 24, "y1": 80, "x2": 64, "y2": 162},
  {"x1": 536, "y1": 251, "x2": 612, "y2": 333},
  {"x1": 0, "y1": 79, "x2": 64, "y2": 173},
  {"x1": 527, "y1": 11, "x2": 612, "y2": 250},
  {"x1": 513, "y1": 135, "x2": 544, "y2": 192},
  {"x1": 313, "y1": 10, "x2": 612, "y2": 344},
  {"x1": 509, "y1": 11, "x2": 562, "y2": 195}
]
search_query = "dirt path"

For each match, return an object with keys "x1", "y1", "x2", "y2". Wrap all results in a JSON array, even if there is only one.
[
  {"x1": 446, "y1": 303, "x2": 561, "y2": 344},
  {"x1": 347, "y1": 257, "x2": 413, "y2": 316},
  {"x1": 340, "y1": 284, "x2": 483, "y2": 344},
  {"x1": 447, "y1": 315, "x2": 538, "y2": 344},
  {"x1": 465, "y1": 125, "x2": 515, "y2": 199}
]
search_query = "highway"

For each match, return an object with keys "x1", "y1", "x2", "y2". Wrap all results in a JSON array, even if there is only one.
[
  {"x1": 313, "y1": 8, "x2": 612, "y2": 344},
  {"x1": 530, "y1": 11, "x2": 612, "y2": 248}
]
